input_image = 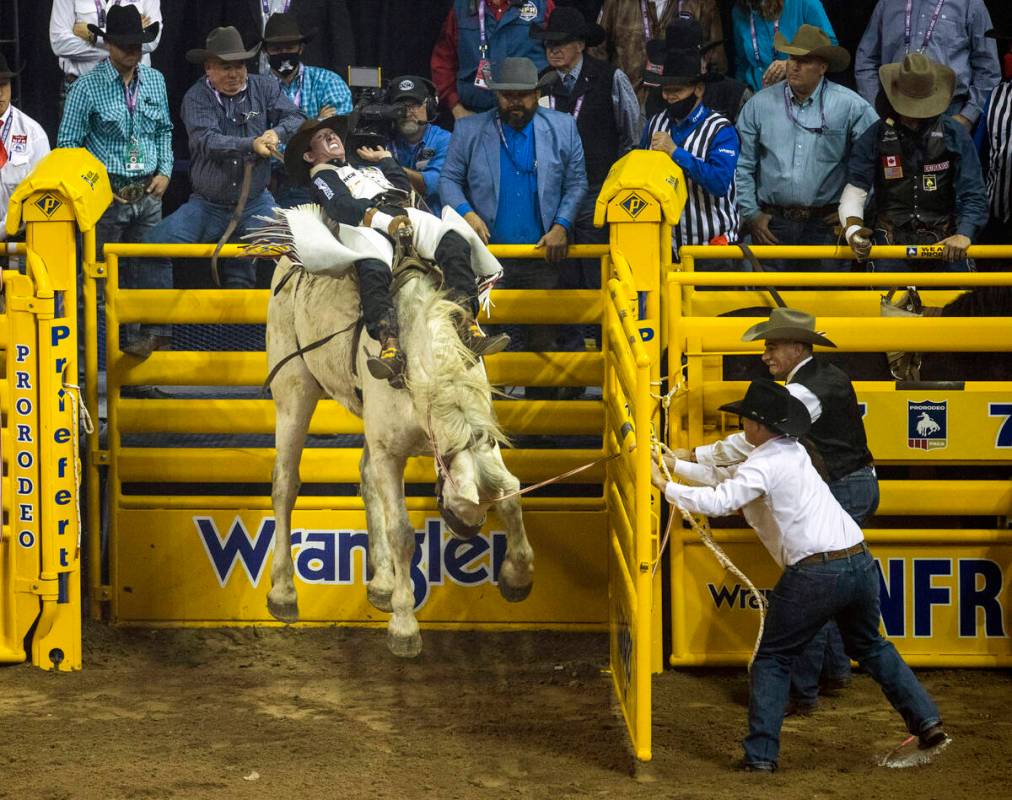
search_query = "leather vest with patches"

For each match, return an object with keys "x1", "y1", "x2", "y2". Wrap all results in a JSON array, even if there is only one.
[
  {"x1": 875, "y1": 117, "x2": 955, "y2": 232},
  {"x1": 541, "y1": 55, "x2": 620, "y2": 189}
]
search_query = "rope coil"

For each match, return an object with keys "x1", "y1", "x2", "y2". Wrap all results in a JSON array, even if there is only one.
[{"x1": 62, "y1": 378, "x2": 94, "y2": 552}]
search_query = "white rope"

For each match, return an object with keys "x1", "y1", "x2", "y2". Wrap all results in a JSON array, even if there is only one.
[
  {"x1": 62, "y1": 379, "x2": 94, "y2": 551},
  {"x1": 653, "y1": 439, "x2": 768, "y2": 672}
]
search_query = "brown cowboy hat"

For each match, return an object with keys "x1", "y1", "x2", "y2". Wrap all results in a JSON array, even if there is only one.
[
  {"x1": 741, "y1": 308, "x2": 837, "y2": 348},
  {"x1": 186, "y1": 26, "x2": 260, "y2": 64},
  {"x1": 284, "y1": 116, "x2": 350, "y2": 186},
  {"x1": 88, "y1": 4, "x2": 159, "y2": 47},
  {"x1": 718, "y1": 379, "x2": 812, "y2": 438},
  {"x1": 879, "y1": 52, "x2": 955, "y2": 119},
  {"x1": 774, "y1": 24, "x2": 850, "y2": 73}
]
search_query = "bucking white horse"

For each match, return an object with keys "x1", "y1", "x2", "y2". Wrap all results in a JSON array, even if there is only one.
[
  {"x1": 261, "y1": 208, "x2": 534, "y2": 657},
  {"x1": 916, "y1": 412, "x2": 941, "y2": 437}
]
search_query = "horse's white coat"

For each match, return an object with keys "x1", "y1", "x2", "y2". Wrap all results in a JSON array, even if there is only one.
[{"x1": 265, "y1": 256, "x2": 533, "y2": 657}]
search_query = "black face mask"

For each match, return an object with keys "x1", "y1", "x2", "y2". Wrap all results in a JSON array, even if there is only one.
[
  {"x1": 667, "y1": 94, "x2": 697, "y2": 122},
  {"x1": 269, "y1": 52, "x2": 301, "y2": 77}
]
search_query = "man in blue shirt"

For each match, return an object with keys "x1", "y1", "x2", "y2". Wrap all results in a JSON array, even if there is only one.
[
  {"x1": 440, "y1": 57, "x2": 587, "y2": 390},
  {"x1": 640, "y1": 42, "x2": 740, "y2": 270},
  {"x1": 387, "y1": 76, "x2": 452, "y2": 216},
  {"x1": 736, "y1": 26, "x2": 877, "y2": 271},
  {"x1": 57, "y1": 5, "x2": 173, "y2": 357}
]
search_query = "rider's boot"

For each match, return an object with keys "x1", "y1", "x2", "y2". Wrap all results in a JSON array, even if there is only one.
[
  {"x1": 367, "y1": 336, "x2": 407, "y2": 388},
  {"x1": 458, "y1": 316, "x2": 510, "y2": 357}
]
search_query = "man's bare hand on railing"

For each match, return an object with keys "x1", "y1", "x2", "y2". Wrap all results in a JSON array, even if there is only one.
[
  {"x1": 536, "y1": 223, "x2": 569, "y2": 264},
  {"x1": 939, "y1": 234, "x2": 971, "y2": 262},
  {"x1": 747, "y1": 212, "x2": 780, "y2": 246},
  {"x1": 464, "y1": 211, "x2": 491, "y2": 244}
]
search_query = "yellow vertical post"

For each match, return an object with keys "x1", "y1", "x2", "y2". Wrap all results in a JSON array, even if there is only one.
[
  {"x1": 596, "y1": 152, "x2": 687, "y2": 677},
  {"x1": 5, "y1": 149, "x2": 112, "y2": 670}
]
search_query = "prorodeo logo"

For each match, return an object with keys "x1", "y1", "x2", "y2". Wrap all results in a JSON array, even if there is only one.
[
  {"x1": 33, "y1": 193, "x2": 63, "y2": 217},
  {"x1": 908, "y1": 399, "x2": 947, "y2": 450},
  {"x1": 619, "y1": 192, "x2": 649, "y2": 218}
]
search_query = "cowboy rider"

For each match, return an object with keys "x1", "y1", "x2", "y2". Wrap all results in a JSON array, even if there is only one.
[{"x1": 285, "y1": 115, "x2": 509, "y2": 384}]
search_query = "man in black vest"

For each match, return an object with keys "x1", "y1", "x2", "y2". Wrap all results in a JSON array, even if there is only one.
[
  {"x1": 682, "y1": 308, "x2": 877, "y2": 714},
  {"x1": 530, "y1": 7, "x2": 640, "y2": 354},
  {"x1": 840, "y1": 53, "x2": 988, "y2": 272}
]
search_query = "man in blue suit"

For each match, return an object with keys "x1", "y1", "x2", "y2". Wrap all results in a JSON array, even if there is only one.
[{"x1": 440, "y1": 56, "x2": 588, "y2": 374}]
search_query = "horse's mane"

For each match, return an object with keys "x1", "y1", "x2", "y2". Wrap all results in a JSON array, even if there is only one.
[{"x1": 397, "y1": 275, "x2": 508, "y2": 454}]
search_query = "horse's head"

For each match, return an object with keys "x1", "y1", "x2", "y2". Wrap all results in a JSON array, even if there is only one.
[{"x1": 435, "y1": 437, "x2": 519, "y2": 539}]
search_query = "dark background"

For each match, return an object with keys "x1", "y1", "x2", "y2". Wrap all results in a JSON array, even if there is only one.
[{"x1": 3, "y1": 0, "x2": 1010, "y2": 213}]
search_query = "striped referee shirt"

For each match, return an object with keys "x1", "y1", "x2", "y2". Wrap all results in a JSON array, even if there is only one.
[
  {"x1": 640, "y1": 102, "x2": 740, "y2": 248},
  {"x1": 980, "y1": 80, "x2": 1012, "y2": 225}
]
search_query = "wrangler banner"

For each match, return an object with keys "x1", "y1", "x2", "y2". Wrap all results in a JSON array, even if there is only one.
[
  {"x1": 113, "y1": 510, "x2": 608, "y2": 626},
  {"x1": 670, "y1": 530, "x2": 1012, "y2": 667}
]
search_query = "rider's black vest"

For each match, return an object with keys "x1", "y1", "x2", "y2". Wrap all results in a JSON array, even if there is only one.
[
  {"x1": 541, "y1": 55, "x2": 621, "y2": 190},
  {"x1": 791, "y1": 359, "x2": 874, "y2": 484},
  {"x1": 875, "y1": 117, "x2": 955, "y2": 232}
]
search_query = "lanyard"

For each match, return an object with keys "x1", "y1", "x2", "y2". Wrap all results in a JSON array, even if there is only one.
[
  {"x1": 548, "y1": 94, "x2": 585, "y2": 120},
  {"x1": 749, "y1": 11, "x2": 780, "y2": 65},
  {"x1": 0, "y1": 113, "x2": 12, "y2": 153},
  {"x1": 783, "y1": 81, "x2": 826, "y2": 134},
  {"x1": 640, "y1": 0, "x2": 653, "y2": 40},
  {"x1": 94, "y1": 0, "x2": 122, "y2": 30},
  {"x1": 904, "y1": 0, "x2": 946, "y2": 54},
  {"x1": 261, "y1": 0, "x2": 291, "y2": 15},
  {"x1": 495, "y1": 118, "x2": 537, "y2": 174},
  {"x1": 478, "y1": 1, "x2": 489, "y2": 56},
  {"x1": 123, "y1": 72, "x2": 141, "y2": 114},
  {"x1": 292, "y1": 66, "x2": 305, "y2": 109}
]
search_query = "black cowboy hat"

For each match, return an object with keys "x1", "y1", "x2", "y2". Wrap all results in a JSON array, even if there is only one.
[
  {"x1": 649, "y1": 47, "x2": 708, "y2": 86},
  {"x1": 719, "y1": 379, "x2": 812, "y2": 439},
  {"x1": 261, "y1": 12, "x2": 315, "y2": 46},
  {"x1": 88, "y1": 4, "x2": 159, "y2": 47},
  {"x1": 185, "y1": 26, "x2": 260, "y2": 64},
  {"x1": 644, "y1": 17, "x2": 722, "y2": 86},
  {"x1": 0, "y1": 52, "x2": 23, "y2": 79},
  {"x1": 529, "y1": 6, "x2": 606, "y2": 49},
  {"x1": 284, "y1": 116, "x2": 349, "y2": 186}
]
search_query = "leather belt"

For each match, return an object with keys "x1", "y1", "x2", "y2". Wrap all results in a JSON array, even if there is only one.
[
  {"x1": 762, "y1": 203, "x2": 837, "y2": 222},
  {"x1": 795, "y1": 541, "x2": 868, "y2": 567},
  {"x1": 111, "y1": 175, "x2": 155, "y2": 203}
]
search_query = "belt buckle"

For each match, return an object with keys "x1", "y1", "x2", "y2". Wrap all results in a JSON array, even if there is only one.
[
  {"x1": 783, "y1": 207, "x2": 807, "y2": 222},
  {"x1": 117, "y1": 182, "x2": 147, "y2": 204}
]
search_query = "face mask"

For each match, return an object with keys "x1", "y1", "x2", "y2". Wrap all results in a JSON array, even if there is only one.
[
  {"x1": 1004, "y1": 52, "x2": 1012, "y2": 81},
  {"x1": 667, "y1": 94, "x2": 697, "y2": 121},
  {"x1": 269, "y1": 52, "x2": 301, "y2": 77}
]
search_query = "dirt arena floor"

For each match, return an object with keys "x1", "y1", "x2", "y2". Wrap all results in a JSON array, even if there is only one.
[{"x1": 1, "y1": 622, "x2": 1009, "y2": 800}]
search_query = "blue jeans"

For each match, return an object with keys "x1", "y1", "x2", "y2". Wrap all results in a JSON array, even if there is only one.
[
  {"x1": 764, "y1": 213, "x2": 844, "y2": 272},
  {"x1": 558, "y1": 190, "x2": 604, "y2": 352},
  {"x1": 790, "y1": 465, "x2": 880, "y2": 704},
  {"x1": 744, "y1": 549, "x2": 941, "y2": 770},
  {"x1": 142, "y1": 190, "x2": 278, "y2": 289},
  {"x1": 95, "y1": 193, "x2": 170, "y2": 341}
]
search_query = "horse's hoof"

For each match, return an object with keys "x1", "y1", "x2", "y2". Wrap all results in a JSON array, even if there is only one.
[
  {"x1": 498, "y1": 579, "x2": 533, "y2": 603},
  {"x1": 387, "y1": 629, "x2": 422, "y2": 658},
  {"x1": 367, "y1": 583, "x2": 393, "y2": 613},
  {"x1": 267, "y1": 596, "x2": 300, "y2": 624}
]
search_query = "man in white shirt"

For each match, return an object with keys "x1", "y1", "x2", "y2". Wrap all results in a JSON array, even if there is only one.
[
  {"x1": 652, "y1": 379, "x2": 945, "y2": 772},
  {"x1": 50, "y1": 0, "x2": 162, "y2": 100},
  {"x1": 0, "y1": 55, "x2": 51, "y2": 241}
]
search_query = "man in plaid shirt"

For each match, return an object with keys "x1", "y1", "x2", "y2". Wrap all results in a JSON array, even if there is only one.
[{"x1": 57, "y1": 4, "x2": 173, "y2": 357}]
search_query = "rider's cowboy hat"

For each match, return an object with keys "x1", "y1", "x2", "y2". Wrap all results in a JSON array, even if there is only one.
[
  {"x1": 529, "y1": 6, "x2": 606, "y2": 48},
  {"x1": 718, "y1": 379, "x2": 812, "y2": 438},
  {"x1": 774, "y1": 24, "x2": 850, "y2": 73},
  {"x1": 879, "y1": 52, "x2": 955, "y2": 119},
  {"x1": 0, "y1": 52, "x2": 23, "y2": 79},
  {"x1": 644, "y1": 17, "x2": 723, "y2": 86},
  {"x1": 741, "y1": 308, "x2": 837, "y2": 348},
  {"x1": 284, "y1": 116, "x2": 350, "y2": 186},
  {"x1": 260, "y1": 12, "x2": 315, "y2": 46},
  {"x1": 186, "y1": 27, "x2": 260, "y2": 64},
  {"x1": 88, "y1": 4, "x2": 159, "y2": 47},
  {"x1": 486, "y1": 57, "x2": 555, "y2": 91}
]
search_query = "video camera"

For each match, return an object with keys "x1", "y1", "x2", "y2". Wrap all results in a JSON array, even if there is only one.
[{"x1": 344, "y1": 67, "x2": 406, "y2": 152}]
